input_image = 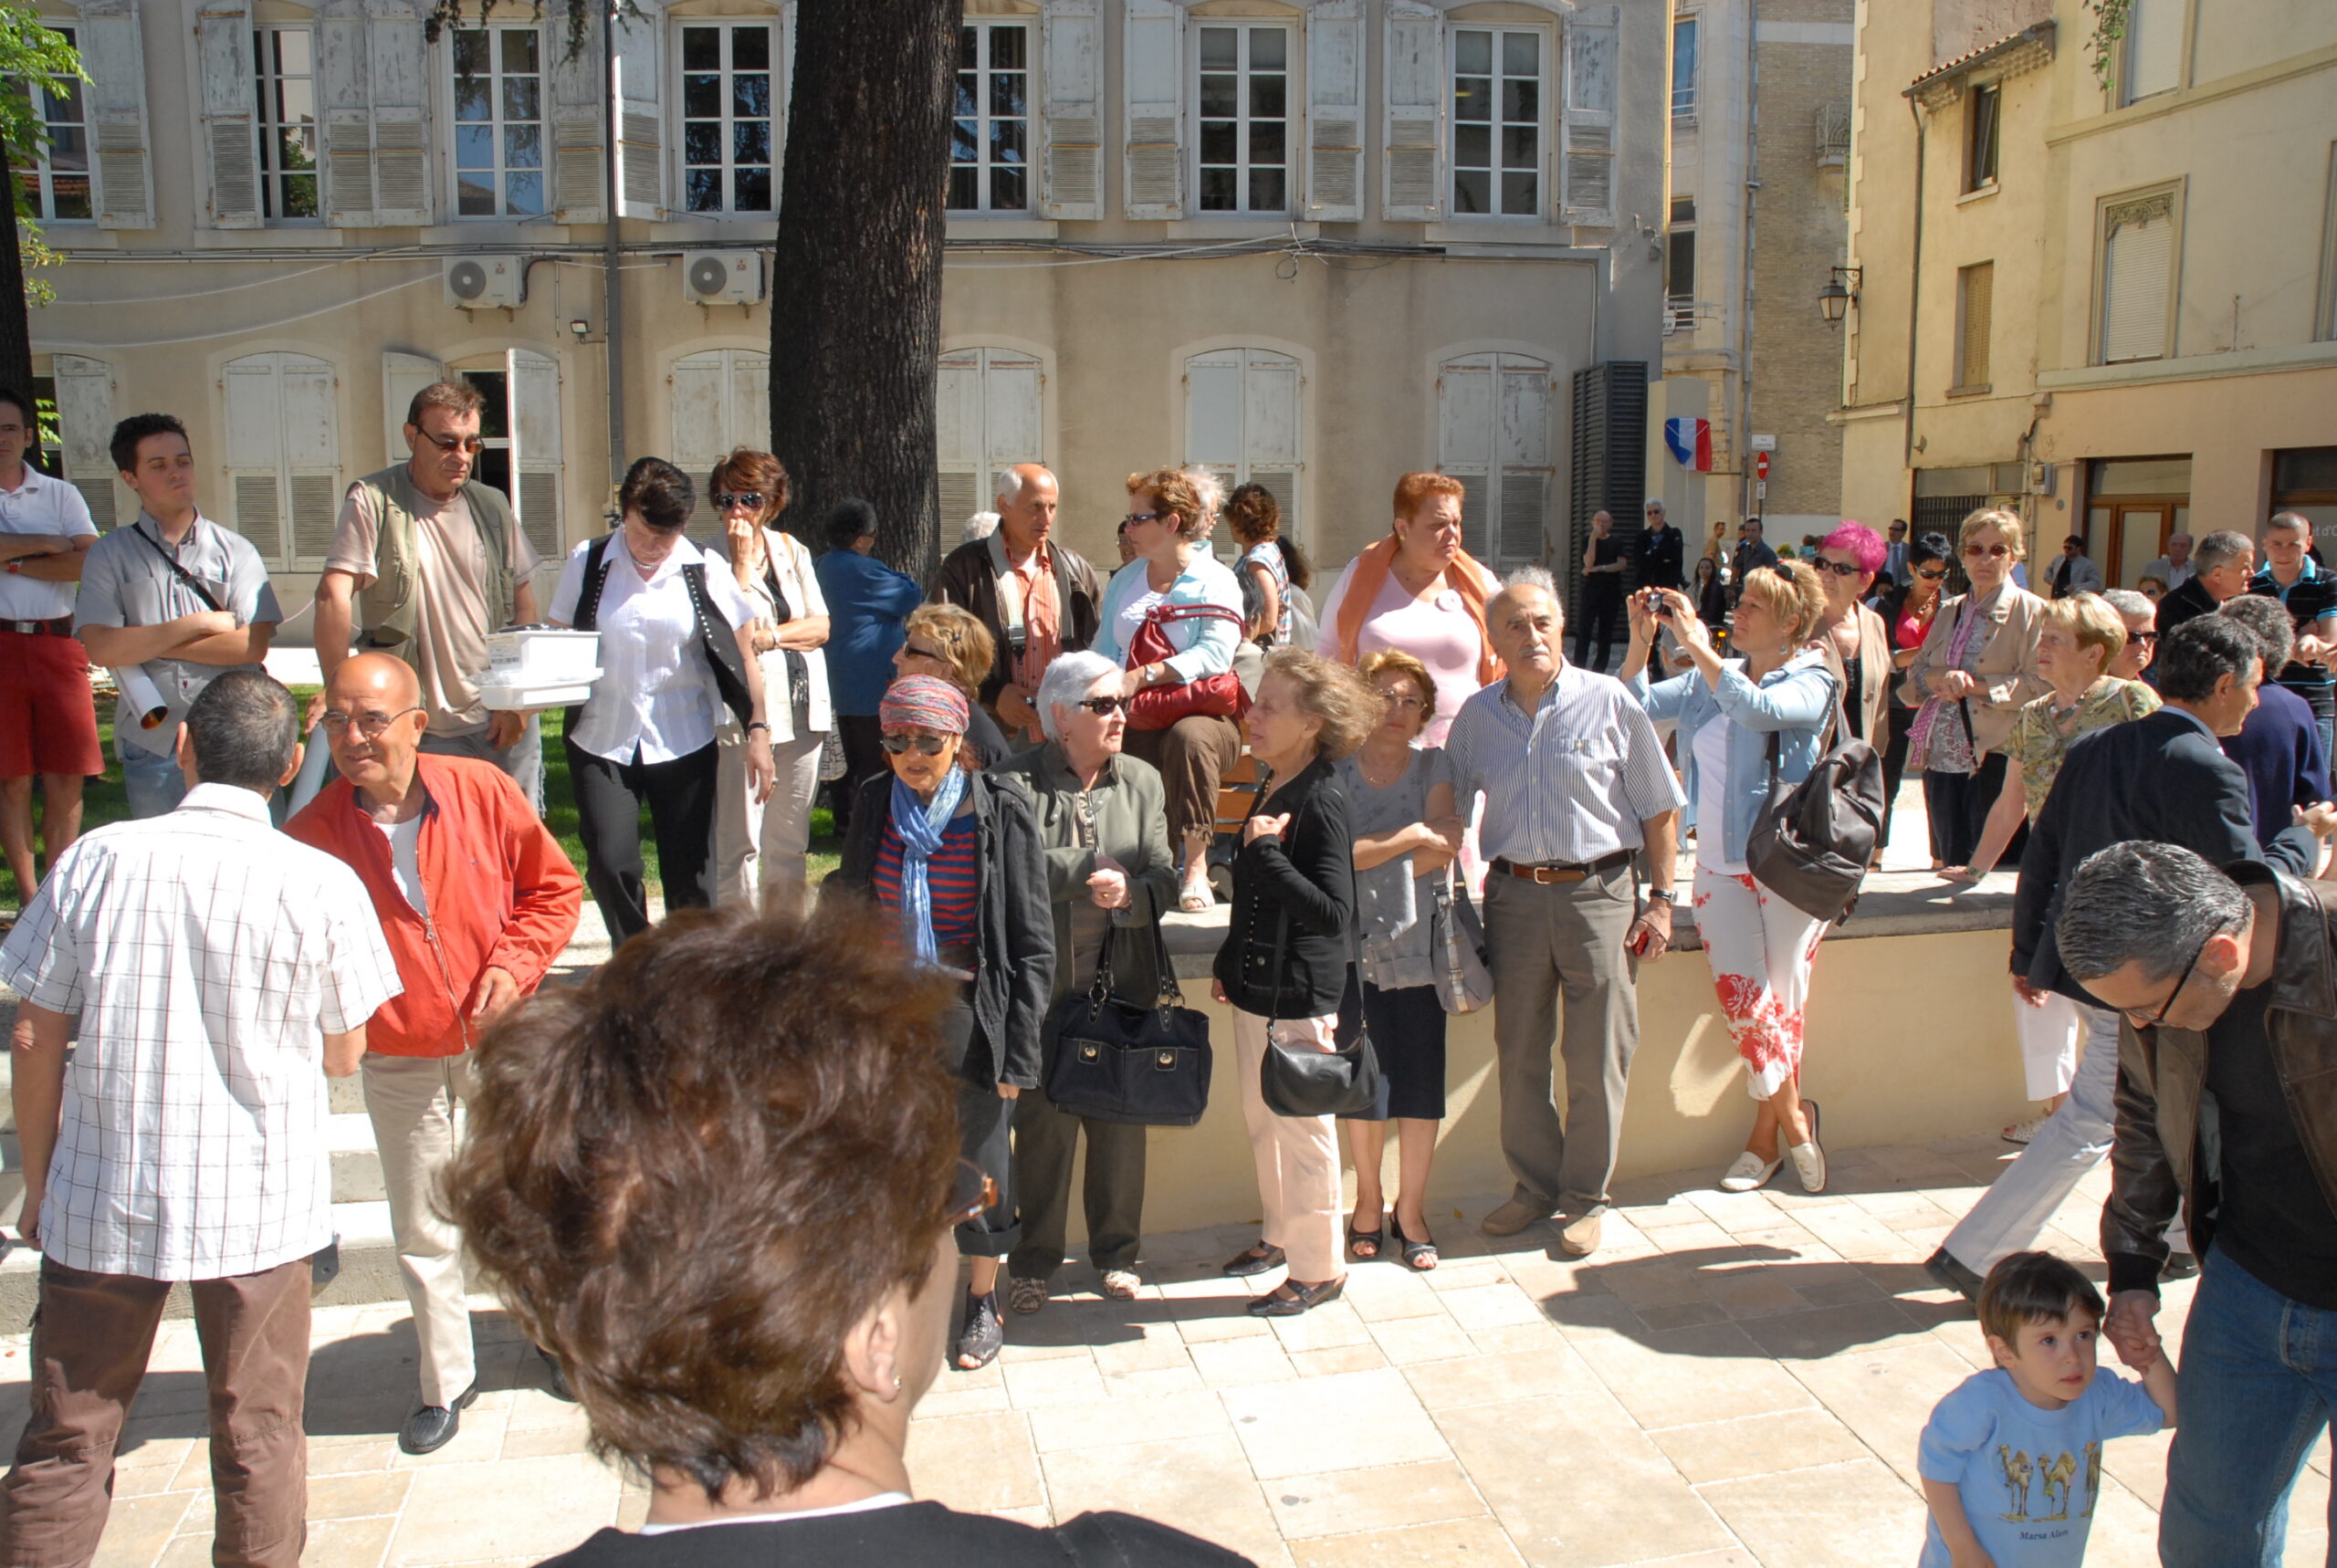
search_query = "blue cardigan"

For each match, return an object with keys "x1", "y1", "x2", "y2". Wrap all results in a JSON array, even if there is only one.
[
  {"x1": 1629, "y1": 649, "x2": 1838, "y2": 864},
  {"x1": 1094, "y1": 553, "x2": 1244, "y2": 681}
]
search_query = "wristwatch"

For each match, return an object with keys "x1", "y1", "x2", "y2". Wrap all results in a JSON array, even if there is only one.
[
  {"x1": 746, "y1": 721, "x2": 770, "y2": 735},
  {"x1": 1646, "y1": 888, "x2": 1678, "y2": 906}
]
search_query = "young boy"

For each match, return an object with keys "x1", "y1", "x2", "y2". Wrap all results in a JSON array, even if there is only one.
[{"x1": 1919, "y1": 1250, "x2": 2177, "y2": 1566}]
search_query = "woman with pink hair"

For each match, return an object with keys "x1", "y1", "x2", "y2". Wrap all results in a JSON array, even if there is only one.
[{"x1": 1811, "y1": 523, "x2": 1894, "y2": 766}]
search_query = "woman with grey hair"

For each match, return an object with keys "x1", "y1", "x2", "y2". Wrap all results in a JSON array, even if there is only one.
[{"x1": 990, "y1": 649, "x2": 1177, "y2": 1312}]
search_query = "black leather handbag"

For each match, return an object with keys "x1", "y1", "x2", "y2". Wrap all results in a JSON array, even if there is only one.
[
  {"x1": 1746, "y1": 694, "x2": 1888, "y2": 925},
  {"x1": 1257, "y1": 877, "x2": 1383, "y2": 1119},
  {"x1": 1042, "y1": 922, "x2": 1213, "y2": 1128}
]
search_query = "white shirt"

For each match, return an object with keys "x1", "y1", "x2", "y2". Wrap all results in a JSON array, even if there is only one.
[
  {"x1": 712, "y1": 527, "x2": 833, "y2": 742},
  {"x1": 550, "y1": 530, "x2": 760, "y2": 765},
  {"x1": 0, "y1": 785, "x2": 402, "y2": 1280},
  {"x1": 0, "y1": 463, "x2": 98, "y2": 622},
  {"x1": 1692, "y1": 713, "x2": 1747, "y2": 874},
  {"x1": 635, "y1": 1494, "x2": 912, "y2": 1535},
  {"x1": 376, "y1": 813, "x2": 429, "y2": 916}
]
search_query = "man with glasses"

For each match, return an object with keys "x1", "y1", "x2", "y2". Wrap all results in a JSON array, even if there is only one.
[
  {"x1": 313, "y1": 380, "x2": 544, "y2": 810},
  {"x1": 286, "y1": 652, "x2": 580, "y2": 1453},
  {"x1": 2055, "y1": 841, "x2": 2337, "y2": 1564},
  {"x1": 1882, "y1": 519, "x2": 1911, "y2": 587},
  {"x1": 930, "y1": 463, "x2": 1104, "y2": 747},
  {"x1": 1926, "y1": 615, "x2": 2330, "y2": 1301},
  {"x1": 1638, "y1": 498, "x2": 1684, "y2": 591},
  {"x1": 2047, "y1": 534, "x2": 2103, "y2": 598}
]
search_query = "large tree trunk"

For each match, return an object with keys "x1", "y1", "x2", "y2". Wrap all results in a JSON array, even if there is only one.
[
  {"x1": 767, "y1": 1, "x2": 955, "y2": 581},
  {"x1": 0, "y1": 134, "x2": 34, "y2": 402}
]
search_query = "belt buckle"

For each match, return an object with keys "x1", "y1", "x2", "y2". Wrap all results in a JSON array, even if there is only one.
[{"x1": 1531, "y1": 863, "x2": 1563, "y2": 884}]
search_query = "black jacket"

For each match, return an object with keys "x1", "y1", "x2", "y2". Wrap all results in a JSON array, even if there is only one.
[
  {"x1": 1213, "y1": 757, "x2": 1355, "y2": 1018},
  {"x1": 537, "y1": 1502, "x2": 1252, "y2": 1568},
  {"x1": 1640, "y1": 525, "x2": 1685, "y2": 591},
  {"x1": 2013, "y1": 706, "x2": 2317, "y2": 1004},
  {"x1": 929, "y1": 538, "x2": 1106, "y2": 708},
  {"x1": 836, "y1": 768, "x2": 1056, "y2": 1088},
  {"x1": 2154, "y1": 573, "x2": 2220, "y2": 634}
]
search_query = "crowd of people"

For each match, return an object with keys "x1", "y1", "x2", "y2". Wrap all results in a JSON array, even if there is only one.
[{"x1": 5, "y1": 378, "x2": 2337, "y2": 1564}]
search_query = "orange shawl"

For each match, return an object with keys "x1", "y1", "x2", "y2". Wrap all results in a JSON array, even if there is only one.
[{"x1": 1332, "y1": 534, "x2": 1504, "y2": 686}]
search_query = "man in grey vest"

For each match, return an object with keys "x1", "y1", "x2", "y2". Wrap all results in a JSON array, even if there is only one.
[{"x1": 312, "y1": 380, "x2": 543, "y2": 807}]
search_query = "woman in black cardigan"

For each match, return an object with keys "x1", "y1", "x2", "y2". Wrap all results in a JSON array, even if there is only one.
[
  {"x1": 833, "y1": 675, "x2": 1054, "y2": 1370},
  {"x1": 1213, "y1": 649, "x2": 1382, "y2": 1317}
]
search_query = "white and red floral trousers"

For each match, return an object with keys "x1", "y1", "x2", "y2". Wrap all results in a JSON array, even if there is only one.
[{"x1": 1692, "y1": 866, "x2": 1828, "y2": 1099}]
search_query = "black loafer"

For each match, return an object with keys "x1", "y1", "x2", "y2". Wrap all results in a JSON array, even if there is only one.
[
  {"x1": 1924, "y1": 1248, "x2": 1986, "y2": 1303},
  {"x1": 2162, "y1": 1250, "x2": 2200, "y2": 1281},
  {"x1": 1247, "y1": 1277, "x2": 1346, "y2": 1317},
  {"x1": 1221, "y1": 1243, "x2": 1287, "y2": 1278},
  {"x1": 398, "y1": 1382, "x2": 478, "y2": 1456}
]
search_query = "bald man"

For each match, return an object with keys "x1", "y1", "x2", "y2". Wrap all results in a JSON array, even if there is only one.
[
  {"x1": 930, "y1": 462, "x2": 1105, "y2": 743},
  {"x1": 286, "y1": 653, "x2": 581, "y2": 1452}
]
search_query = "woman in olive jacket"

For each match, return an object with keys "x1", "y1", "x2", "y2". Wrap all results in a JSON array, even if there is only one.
[{"x1": 1213, "y1": 649, "x2": 1383, "y2": 1318}]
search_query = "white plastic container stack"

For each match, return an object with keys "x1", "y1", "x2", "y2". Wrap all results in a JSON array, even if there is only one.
[{"x1": 477, "y1": 627, "x2": 603, "y2": 710}]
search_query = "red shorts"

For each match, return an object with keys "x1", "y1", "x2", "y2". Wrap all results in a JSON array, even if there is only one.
[{"x1": 0, "y1": 627, "x2": 103, "y2": 779}]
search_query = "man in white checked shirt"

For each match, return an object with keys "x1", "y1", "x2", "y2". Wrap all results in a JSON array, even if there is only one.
[
  {"x1": 1444, "y1": 569, "x2": 1684, "y2": 1260},
  {"x1": 0, "y1": 672, "x2": 399, "y2": 1568}
]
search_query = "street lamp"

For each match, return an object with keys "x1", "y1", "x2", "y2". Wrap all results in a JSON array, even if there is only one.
[{"x1": 1818, "y1": 266, "x2": 1861, "y2": 326}]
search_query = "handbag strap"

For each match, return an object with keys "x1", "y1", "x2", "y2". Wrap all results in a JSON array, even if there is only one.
[{"x1": 131, "y1": 520, "x2": 225, "y2": 613}]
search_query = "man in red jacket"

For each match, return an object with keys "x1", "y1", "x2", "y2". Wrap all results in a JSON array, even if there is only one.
[{"x1": 288, "y1": 653, "x2": 582, "y2": 1453}]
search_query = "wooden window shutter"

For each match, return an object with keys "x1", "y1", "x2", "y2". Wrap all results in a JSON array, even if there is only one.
[
  {"x1": 669, "y1": 351, "x2": 729, "y2": 474},
  {"x1": 1041, "y1": 0, "x2": 1102, "y2": 220},
  {"x1": 1382, "y1": 0, "x2": 1442, "y2": 222},
  {"x1": 613, "y1": 7, "x2": 663, "y2": 218},
  {"x1": 1957, "y1": 262, "x2": 1993, "y2": 387},
  {"x1": 1561, "y1": 7, "x2": 1618, "y2": 228},
  {"x1": 549, "y1": 23, "x2": 605, "y2": 223},
  {"x1": 317, "y1": 3, "x2": 373, "y2": 225},
  {"x1": 53, "y1": 355, "x2": 120, "y2": 529},
  {"x1": 367, "y1": 10, "x2": 429, "y2": 224},
  {"x1": 1437, "y1": 360, "x2": 1493, "y2": 559},
  {"x1": 509, "y1": 350, "x2": 564, "y2": 561},
  {"x1": 1305, "y1": 0, "x2": 1362, "y2": 223},
  {"x1": 2101, "y1": 196, "x2": 2174, "y2": 364},
  {"x1": 1496, "y1": 362, "x2": 1554, "y2": 563},
  {"x1": 79, "y1": 0, "x2": 155, "y2": 229},
  {"x1": 936, "y1": 350, "x2": 984, "y2": 526},
  {"x1": 1122, "y1": 0, "x2": 1183, "y2": 219},
  {"x1": 381, "y1": 350, "x2": 445, "y2": 465},
  {"x1": 224, "y1": 355, "x2": 290, "y2": 560},
  {"x1": 196, "y1": 0, "x2": 261, "y2": 228},
  {"x1": 279, "y1": 355, "x2": 341, "y2": 564}
]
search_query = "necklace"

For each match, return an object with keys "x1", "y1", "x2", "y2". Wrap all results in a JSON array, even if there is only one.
[{"x1": 1356, "y1": 747, "x2": 1410, "y2": 789}]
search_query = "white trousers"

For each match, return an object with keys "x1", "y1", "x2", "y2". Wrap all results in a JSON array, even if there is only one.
[
  {"x1": 1232, "y1": 1009, "x2": 1344, "y2": 1282},
  {"x1": 2014, "y1": 988, "x2": 2084, "y2": 1102},
  {"x1": 1692, "y1": 867, "x2": 1827, "y2": 1100},
  {"x1": 362, "y1": 1051, "x2": 477, "y2": 1407},
  {"x1": 711, "y1": 728, "x2": 824, "y2": 911}
]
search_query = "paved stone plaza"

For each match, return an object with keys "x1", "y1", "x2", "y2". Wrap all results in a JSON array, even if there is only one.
[{"x1": 8, "y1": 1136, "x2": 2323, "y2": 1568}]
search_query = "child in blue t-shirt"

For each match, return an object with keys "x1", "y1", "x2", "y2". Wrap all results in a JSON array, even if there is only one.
[{"x1": 1919, "y1": 1250, "x2": 2178, "y2": 1567}]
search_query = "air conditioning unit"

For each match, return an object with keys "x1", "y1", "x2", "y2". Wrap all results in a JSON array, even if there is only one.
[
  {"x1": 445, "y1": 256, "x2": 526, "y2": 309},
  {"x1": 683, "y1": 250, "x2": 766, "y2": 306}
]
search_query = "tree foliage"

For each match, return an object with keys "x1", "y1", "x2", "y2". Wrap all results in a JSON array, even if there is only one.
[{"x1": 0, "y1": 3, "x2": 85, "y2": 402}]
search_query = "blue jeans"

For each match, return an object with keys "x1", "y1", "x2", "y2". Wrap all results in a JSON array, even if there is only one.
[
  {"x1": 2161, "y1": 1249, "x2": 2337, "y2": 1565},
  {"x1": 118, "y1": 737, "x2": 185, "y2": 819}
]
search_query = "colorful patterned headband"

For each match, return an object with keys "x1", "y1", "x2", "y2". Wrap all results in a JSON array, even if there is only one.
[{"x1": 879, "y1": 674, "x2": 969, "y2": 737}]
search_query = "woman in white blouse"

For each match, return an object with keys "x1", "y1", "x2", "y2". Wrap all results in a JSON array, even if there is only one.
[
  {"x1": 550, "y1": 457, "x2": 773, "y2": 945},
  {"x1": 707, "y1": 449, "x2": 830, "y2": 911}
]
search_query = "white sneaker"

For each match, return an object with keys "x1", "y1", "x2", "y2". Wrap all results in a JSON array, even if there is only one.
[
  {"x1": 1788, "y1": 1139, "x2": 1827, "y2": 1194},
  {"x1": 2003, "y1": 1114, "x2": 2049, "y2": 1145},
  {"x1": 1719, "y1": 1151, "x2": 1783, "y2": 1192}
]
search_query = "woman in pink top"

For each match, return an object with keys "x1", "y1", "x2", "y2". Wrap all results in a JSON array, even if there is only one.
[{"x1": 1317, "y1": 473, "x2": 1504, "y2": 747}]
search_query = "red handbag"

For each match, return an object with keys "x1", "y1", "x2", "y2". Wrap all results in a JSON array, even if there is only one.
[{"x1": 1126, "y1": 602, "x2": 1251, "y2": 731}]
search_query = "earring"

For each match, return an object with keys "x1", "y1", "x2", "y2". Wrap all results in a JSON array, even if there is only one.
[{"x1": 892, "y1": 1375, "x2": 903, "y2": 1392}]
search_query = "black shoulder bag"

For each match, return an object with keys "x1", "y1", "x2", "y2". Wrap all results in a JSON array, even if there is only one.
[
  {"x1": 1041, "y1": 919, "x2": 1214, "y2": 1127},
  {"x1": 1255, "y1": 800, "x2": 1383, "y2": 1119},
  {"x1": 1745, "y1": 688, "x2": 1889, "y2": 925},
  {"x1": 571, "y1": 534, "x2": 754, "y2": 730}
]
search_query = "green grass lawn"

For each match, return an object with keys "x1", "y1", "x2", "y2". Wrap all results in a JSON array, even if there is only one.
[{"x1": 4, "y1": 695, "x2": 842, "y2": 915}]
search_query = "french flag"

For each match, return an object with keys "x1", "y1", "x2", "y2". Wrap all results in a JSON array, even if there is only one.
[{"x1": 1665, "y1": 418, "x2": 1713, "y2": 471}]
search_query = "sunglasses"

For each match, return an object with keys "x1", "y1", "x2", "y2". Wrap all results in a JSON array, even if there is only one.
[
  {"x1": 713, "y1": 491, "x2": 766, "y2": 512},
  {"x1": 1964, "y1": 543, "x2": 2012, "y2": 559},
  {"x1": 944, "y1": 1159, "x2": 998, "y2": 1228},
  {"x1": 2129, "y1": 630, "x2": 2160, "y2": 645},
  {"x1": 1915, "y1": 567, "x2": 1949, "y2": 580},
  {"x1": 420, "y1": 431, "x2": 486, "y2": 455},
  {"x1": 882, "y1": 732, "x2": 953, "y2": 756},
  {"x1": 1073, "y1": 695, "x2": 1129, "y2": 716},
  {"x1": 1813, "y1": 558, "x2": 1863, "y2": 579},
  {"x1": 320, "y1": 706, "x2": 423, "y2": 738},
  {"x1": 1121, "y1": 511, "x2": 1166, "y2": 527}
]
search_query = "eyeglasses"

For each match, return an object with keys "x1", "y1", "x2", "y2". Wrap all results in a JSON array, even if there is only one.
[
  {"x1": 418, "y1": 431, "x2": 486, "y2": 455},
  {"x1": 713, "y1": 491, "x2": 766, "y2": 513},
  {"x1": 2130, "y1": 630, "x2": 2160, "y2": 645},
  {"x1": 1915, "y1": 567, "x2": 1950, "y2": 580},
  {"x1": 1073, "y1": 695, "x2": 1129, "y2": 716},
  {"x1": 943, "y1": 1159, "x2": 998, "y2": 1228},
  {"x1": 2129, "y1": 929, "x2": 2218, "y2": 1030},
  {"x1": 1964, "y1": 543, "x2": 2012, "y2": 559},
  {"x1": 1376, "y1": 689, "x2": 1428, "y2": 710},
  {"x1": 1121, "y1": 511, "x2": 1165, "y2": 527},
  {"x1": 882, "y1": 731, "x2": 954, "y2": 756},
  {"x1": 1813, "y1": 558, "x2": 1863, "y2": 579},
  {"x1": 320, "y1": 706, "x2": 422, "y2": 738}
]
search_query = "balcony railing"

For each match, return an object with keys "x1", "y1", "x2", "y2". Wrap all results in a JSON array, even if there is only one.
[{"x1": 1814, "y1": 101, "x2": 1850, "y2": 166}]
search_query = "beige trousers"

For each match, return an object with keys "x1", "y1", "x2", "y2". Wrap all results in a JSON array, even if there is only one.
[
  {"x1": 1232, "y1": 1009, "x2": 1343, "y2": 1281},
  {"x1": 361, "y1": 1051, "x2": 477, "y2": 1407},
  {"x1": 712, "y1": 728, "x2": 825, "y2": 910}
]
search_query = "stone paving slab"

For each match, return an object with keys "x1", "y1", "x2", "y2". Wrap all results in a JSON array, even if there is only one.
[{"x1": 5, "y1": 1136, "x2": 2331, "y2": 1568}]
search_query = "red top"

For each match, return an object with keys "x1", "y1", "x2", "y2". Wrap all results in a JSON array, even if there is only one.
[{"x1": 871, "y1": 813, "x2": 980, "y2": 951}]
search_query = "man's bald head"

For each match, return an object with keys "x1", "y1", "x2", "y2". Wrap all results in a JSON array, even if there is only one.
[
  {"x1": 995, "y1": 463, "x2": 1060, "y2": 556},
  {"x1": 323, "y1": 652, "x2": 429, "y2": 806},
  {"x1": 329, "y1": 651, "x2": 422, "y2": 711}
]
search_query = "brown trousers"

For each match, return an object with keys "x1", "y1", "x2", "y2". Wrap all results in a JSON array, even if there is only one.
[
  {"x1": 0, "y1": 1256, "x2": 310, "y2": 1568},
  {"x1": 1124, "y1": 714, "x2": 1242, "y2": 841}
]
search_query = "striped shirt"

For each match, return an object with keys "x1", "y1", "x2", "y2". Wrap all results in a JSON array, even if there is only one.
[
  {"x1": 0, "y1": 785, "x2": 401, "y2": 1280},
  {"x1": 1445, "y1": 663, "x2": 1686, "y2": 866},
  {"x1": 871, "y1": 812, "x2": 980, "y2": 951}
]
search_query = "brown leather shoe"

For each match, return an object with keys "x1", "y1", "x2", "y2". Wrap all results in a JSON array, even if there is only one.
[
  {"x1": 1558, "y1": 1211, "x2": 1605, "y2": 1257},
  {"x1": 1479, "y1": 1198, "x2": 1556, "y2": 1238}
]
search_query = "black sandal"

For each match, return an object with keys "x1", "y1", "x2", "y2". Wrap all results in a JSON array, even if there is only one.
[
  {"x1": 1221, "y1": 1242, "x2": 1286, "y2": 1278},
  {"x1": 1347, "y1": 1212, "x2": 1385, "y2": 1261},
  {"x1": 1389, "y1": 1215, "x2": 1438, "y2": 1272},
  {"x1": 1247, "y1": 1276, "x2": 1347, "y2": 1317},
  {"x1": 954, "y1": 1287, "x2": 1003, "y2": 1371}
]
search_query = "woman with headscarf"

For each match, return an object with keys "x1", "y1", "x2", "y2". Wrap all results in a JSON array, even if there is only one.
[{"x1": 833, "y1": 674, "x2": 1053, "y2": 1372}]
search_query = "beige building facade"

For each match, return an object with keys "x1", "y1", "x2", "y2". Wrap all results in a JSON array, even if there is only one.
[
  {"x1": 22, "y1": 0, "x2": 1672, "y2": 612},
  {"x1": 1655, "y1": 0, "x2": 1852, "y2": 544},
  {"x1": 1836, "y1": 0, "x2": 2337, "y2": 575}
]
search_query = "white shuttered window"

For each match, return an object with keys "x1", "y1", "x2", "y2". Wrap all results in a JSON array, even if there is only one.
[
  {"x1": 2122, "y1": 0, "x2": 2182, "y2": 105},
  {"x1": 669, "y1": 350, "x2": 772, "y2": 476},
  {"x1": 937, "y1": 349, "x2": 1043, "y2": 528},
  {"x1": 2100, "y1": 193, "x2": 2176, "y2": 364},
  {"x1": 1184, "y1": 349, "x2": 1302, "y2": 531},
  {"x1": 17, "y1": 26, "x2": 92, "y2": 221},
  {"x1": 223, "y1": 352, "x2": 341, "y2": 568},
  {"x1": 52, "y1": 354, "x2": 119, "y2": 528},
  {"x1": 1438, "y1": 353, "x2": 1553, "y2": 565}
]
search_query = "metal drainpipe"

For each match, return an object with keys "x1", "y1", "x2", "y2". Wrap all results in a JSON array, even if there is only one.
[
  {"x1": 1902, "y1": 92, "x2": 1926, "y2": 475},
  {"x1": 602, "y1": 0, "x2": 626, "y2": 484},
  {"x1": 1735, "y1": 0, "x2": 1759, "y2": 521}
]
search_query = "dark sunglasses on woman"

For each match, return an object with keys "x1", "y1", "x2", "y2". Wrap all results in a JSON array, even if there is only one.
[
  {"x1": 714, "y1": 491, "x2": 766, "y2": 512},
  {"x1": 1074, "y1": 695, "x2": 1128, "y2": 716},
  {"x1": 881, "y1": 733, "x2": 952, "y2": 756}
]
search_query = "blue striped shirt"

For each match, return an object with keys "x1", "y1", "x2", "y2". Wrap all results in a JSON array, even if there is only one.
[{"x1": 1444, "y1": 664, "x2": 1686, "y2": 865}]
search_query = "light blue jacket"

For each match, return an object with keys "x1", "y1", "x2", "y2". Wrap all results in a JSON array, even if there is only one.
[
  {"x1": 1094, "y1": 552, "x2": 1245, "y2": 681},
  {"x1": 1628, "y1": 649, "x2": 1838, "y2": 864}
]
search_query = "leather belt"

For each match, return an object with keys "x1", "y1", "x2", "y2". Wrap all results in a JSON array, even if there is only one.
[
  {"x1": 1491, "y1": 850, "x2": 1634, "y2": 885},
  {"x1": 1, "y1": 617, "x2": 73, "y2": 637}
]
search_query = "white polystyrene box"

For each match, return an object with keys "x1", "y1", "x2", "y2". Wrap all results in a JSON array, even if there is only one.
[{"x1": 478, "y1": 627, "x2": 603, "y2": 710}]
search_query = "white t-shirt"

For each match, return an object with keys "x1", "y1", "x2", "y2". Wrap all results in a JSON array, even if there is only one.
[
  {"x1": 375, "y1": 813, "x2": 428, "y2": 917},
  {"x1": 0, "y1": 465, "x2": 98, "y2": 622},
  {"x1": 1113, "y1": 585, "x2": 1168, "y2": 657},
  {"x1": 1693, "y1": 712, "x2": 1747, "y2": 875}
]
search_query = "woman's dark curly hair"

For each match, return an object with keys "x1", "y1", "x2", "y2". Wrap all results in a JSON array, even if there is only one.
[{"x1": 442, "y1": 903, "x2": 960, "y2": 1502}]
